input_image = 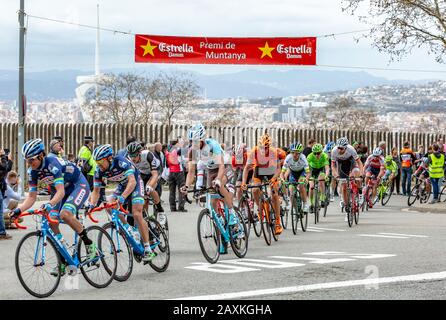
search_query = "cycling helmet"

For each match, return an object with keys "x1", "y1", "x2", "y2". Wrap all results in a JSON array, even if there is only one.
[
  {"x1": 93, "y1": 144, "x2": 113, "y2": 161},
  {"x1": 384, "y1": 155, "x2": 393, "y2": 162},
  {"x1": 189, "y1": 123, "x2": 206, "y2": 141},
  {"x1": 336, "y1": 137, "x2": 349, "y2": 147},
  {"x1": 259, "y1": 134, "x2": 272, "y2": 147},
  {"x1": 126, "y1": 141, "x2": 142, "y2": 157},
  {"x1": 22, "y1": 138, "x2": 45, "y2": 159},
  {"x1": 324, "y1": 141, "x2": 335, "y2": 153},
  {"x1": 290, "y1": 142, "x2": 303, "y2": 153},
  {"x1": 312, "y1": 143, "x2": 323, "y2": 153},
  {"x1": 372, "y1": 147, "x2": 382, "y2": 156},
  {"x1": 422, "y1": 157, "x2": 429, "y2": 165}
]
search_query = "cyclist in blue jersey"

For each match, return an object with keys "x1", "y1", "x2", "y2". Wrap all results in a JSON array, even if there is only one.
[
  {"x1": 88, "y1": 144, "x2": 156, "y2": 262},
  {"x1": 10, "y1": 139, "x2": 96, "y2": 275}
]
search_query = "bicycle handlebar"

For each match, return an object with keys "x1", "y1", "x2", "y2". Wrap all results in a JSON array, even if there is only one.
[
  {"x1": 13, "y1": 209, "x2": 59, "y2": 230},
  {"x1": 86, "y1": 201, "x2": 129, "y2": 222}
]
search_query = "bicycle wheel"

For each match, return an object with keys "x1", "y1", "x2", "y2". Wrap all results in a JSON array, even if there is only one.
[
  {"x1": 291, "y1": 196, "x2": 300, "y2": 235},
  {"x1": 269, "y1": 200, "x2": 279, "y2": 242},
  {"x1": 280, "y1": 195, "x2": 289, "y2": 229},
  {"x1": 197, "y1": 209, "x2": 221, "y2": 264},
  {"x1": 229, "y1": 208, "x2": 249, "y2": 259},
  {"x1": 79, "y1": 225, "x2": 117, "y2": 289},
  {"x1": 346, "y1": 188, "x2": 354, "y2": 227},
  {"x1": 261, "y1": 200, "x2": 272, "y2": 246},
  {"x1": 252, "y1": 207, "x2": 263, "y2": 238},
  {"x1": 314, "y1": 188, "x2": 320, "y2": 224},
  {"x1": 238, "y1": 199, "x2": 251, "y2": 239},
  {"x1": 407, "y1": 184, "x2": 419, "y2": 206},
  {"x1": 440, "y1": 185, "x2": 446, "y2": 202},
  {"x1": 15, "y1": 231, "x2": 61, "y2": 298},
  {"x1": 101, "y1": 222, "x2": 133, "y2": 282},
  {"x1": 381, "y1": 184, "x2": 393, "y2": 206},
  {"x1": 366, "y1": 187, "x2": 373, "y2": 211},
  {"x1": 147, "y1": 218, "x2": 170, "y2": 272},
  {"x1": 299, "y1": 197, "x2": 308, "y2": 232},
  {"x1": 323, "y1": 186, "x2": 329, "y2": 217},
  {"x1": 353, "y1": 193, "x2": 359, "y2": 225}
]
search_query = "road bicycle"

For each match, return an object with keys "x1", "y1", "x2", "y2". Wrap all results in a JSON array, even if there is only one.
[
  {"x1": 322, "y1": 175, "x2": 331, "y2": 218},
  {"x1": 89, "y1": 201, "x2": 170, "y2": 281},
  {"x1": 338, "y1": 176, "x2": 360, "y2": 227},
  {"x1": 191, "y1": 187, "x2": 248, "y2": 263},
  {"x1": 309, "y1": 176, "x2": 328, "y2": 224},
  {"x1": 14, "y1": 208, "x2": 117, "y2": 298},
  {"x1": 255, "y1": 179, "x2": 281, "y2": 245},
  {"x1": 374, "y1": 177, "x2": 394, "y2": 206},
  {"x1": 278, "y1": 180, "x2": 290, "y2": 229},
  {"x1": 285, "y1": 180, "x2": 308, "y2": 234},
  {"x1": 238, "y1": 186, "x2": 262, "y2": 238},
  {"x1": 408, "y1": 175, "x2": 431, "y2": 206},
  {"x1": 362, "y1": 175, "x2": 379, "y2": 211}
]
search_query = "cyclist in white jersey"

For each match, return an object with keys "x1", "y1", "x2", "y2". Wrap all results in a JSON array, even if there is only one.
[{"x1": 331, "y1": 138, "x2": 364, "y2": 220}]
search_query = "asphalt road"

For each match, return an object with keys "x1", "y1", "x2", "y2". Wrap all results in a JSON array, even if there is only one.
[{"x1": 1, "y1": 194, "x2": 446, "y2": 300}]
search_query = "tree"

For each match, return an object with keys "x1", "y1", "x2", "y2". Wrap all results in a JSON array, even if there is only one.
[
  {"x1": 343, "y1": 0, "x2": 446, "y2": 63},
  {"x1": 203, "y1": 103, "x2": 240, "y2": 127},
  {"x1": 306, "y1": 108, "x2": 328, "y2": 130},
  {"x1": 155, "y1": 71, "x2": 200, "y2": 130},
  {"x1": 326, "y1": 96, "x2": 357, "y2": 130},
  {"x1": 349, "y1": 108, "x2": 379, "y2": 131},
  {"x1": 82, "y1": 72, "x2": 158, "y2": 124}
]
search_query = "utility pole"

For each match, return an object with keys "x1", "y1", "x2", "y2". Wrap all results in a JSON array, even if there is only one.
[{"x1": 18, "y1": 0, "x2": 26, "y2": 194}]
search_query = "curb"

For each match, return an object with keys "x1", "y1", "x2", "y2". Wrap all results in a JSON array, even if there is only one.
[{"x1": 402, "y1": 207, "x2": 446, "y2": 214}]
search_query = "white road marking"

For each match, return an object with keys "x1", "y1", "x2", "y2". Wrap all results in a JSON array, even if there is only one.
[
  {"x1": 357, "y1": 234, "x2": 409, "y2": 239},
  {"x1": 307, "y1": 227, "x2": 346, "y2": 232},
  {"x1": 171, "y1": 271, "x2": 446, "y2": 300},
  {"x1": 303, "y1": 252, "x2": 397, "y2": 259},
  {"x1": 220, "y1": 258, "x2": 305, "y2": 268},
  {"x1": 310, "y1": 227, "x2": 345, "y2": 232},
  {"x1": 306, "y1": 228, "x2": 324, "y2": 233},
  {"x1": 269, "y1": 256, "x2": 354, "y2": 264},
  {"x1": 378, "y1": 232, "x2": 428, "y2": 238},
  {"x1": 184, "y1": 262, "x2": 259, "y2": 273}
]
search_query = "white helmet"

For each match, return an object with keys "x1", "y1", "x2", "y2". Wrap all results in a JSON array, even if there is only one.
[
  {"x1": 189, "y1": 123, "x2": 206, "y2": 141},
  {"x1": 372, "y1": 147, "x2": 382, "y2": 156},
  {"x1": 336, "y1": 137, "x2": 349, "y2": 147}
]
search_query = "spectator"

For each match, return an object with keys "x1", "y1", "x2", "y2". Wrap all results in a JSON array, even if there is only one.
[
  {"x1": 303, "y1": 138, "x2": 315, "y2": 157},
  {"x1": 414, "y1": 145, "x2": 426, "y2": 167},
  {"x1": 0, "y1": 147, "x2": 13, "y2": 240},
  {"x1": 355, "y1": 141, "x2": 369, "y2": 164},
  {"x1": 391, "y1": 147, "x2": 402, "y2": 195},
  {"x1": 53, "y1": 136, "x2": 66, "y2": 159},
  {"x1": 77, "y1": 136, "x2": 96, "y2": 191},
  {"x1": 400, "y1": 141, "x2": 416, "y2": 196},
  {"x1": 67, "y1": 153, "x2": 76, "y2": 162},
  {"x1": 428, "y1": 143, "x2": 445, "y2": 203},
  {"x1": 2, "y1": 171, "x2": 24, "y2": 229},
  {"x1": 436, "y1": 138, "x2": 445, "y2": 155},
  {"x1": 153, "y1": 142, "x2": 166, "y2": 198},
  {"x1": 378, "y1": 141, "x2": 386, "y2": 154},
  {"x1": 166, "y1": 140, "x2": 187, "y2": 212}
]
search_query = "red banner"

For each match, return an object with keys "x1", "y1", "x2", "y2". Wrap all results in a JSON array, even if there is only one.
[{"x1": 135, "y1": 35, "x2": 316, "y2": 65}]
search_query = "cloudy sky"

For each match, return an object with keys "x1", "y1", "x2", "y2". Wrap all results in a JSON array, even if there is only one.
[{"x1": 1, "y1": 0, "x2": 445, "y2": 80}]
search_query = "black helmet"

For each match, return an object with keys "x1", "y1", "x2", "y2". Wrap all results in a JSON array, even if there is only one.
[{"x1": 126, "y1": 141, "x2": 142, "y2": 157}]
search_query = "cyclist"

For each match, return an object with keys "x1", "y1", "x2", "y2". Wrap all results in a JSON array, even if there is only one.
[
  {"x1": 413, "y1": 156, "x2": 431, "y2": 197},
  {"x1": 307, "y1": 143, "x2": 330, "y2": 209},
  {"x1": 88, "y1": 144, "x2": 156, "y2": 262},
  {"x1": 231, "y1": 143, "x2": 251, "y2": 202},
  {"x1": 324, "y1": 141, "x2": 337, "y2": 201},
  {"x1": 126, "y1": 141, "x2": 164, "y2": 214},
  {"x1": 10, "y1": 139, "x2": 96, "y2": 275},
  {"x1": 279, "y1": 142, "x2": 311, "y2": 214},
  {"x1": 363, "y1": 147, "x2": 385, "y2": 208},
  {"x1": 383, "y1": 155, "x2": 398, "y2": 186},
  {"x1": 181, "y1": 123, "x2": 238, "y2": 227},
  {"x1": 331, "y1": 137, "x2": 364, "y2": 220},
  {"x1": 242, "y1": 134, "x2": 286, "y2": 235}
]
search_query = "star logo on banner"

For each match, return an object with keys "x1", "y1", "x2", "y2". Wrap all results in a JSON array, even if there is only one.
[
  {"x1": 258, "y1": 42, "x2": 275, "y2": 59},
  {"x1": 140, "y1": 39, "x2": 157, "y2": 57}
]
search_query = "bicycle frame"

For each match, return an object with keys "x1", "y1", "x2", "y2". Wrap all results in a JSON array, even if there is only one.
[
  {"x1": 15, "y1": 210, "x2": 102, "y2": 269},
  {"x1": 204, "y1": 192, "x2": 233, "y2": 244}
]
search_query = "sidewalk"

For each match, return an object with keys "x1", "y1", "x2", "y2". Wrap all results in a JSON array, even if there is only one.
[{"x1": 403, "y1": 200, "x2": 446, "y2": 214}]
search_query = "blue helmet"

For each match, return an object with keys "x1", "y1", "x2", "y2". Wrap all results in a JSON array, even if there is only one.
[
  {"x1": 92, "y1": 144, "x2": 113, "y2": 161},
  {"x1": 324, "y1": 141, "x2": 335, "y2": 153},
  {"x1": 22, "y1": 138, "x2": 45, "y2": 159}
]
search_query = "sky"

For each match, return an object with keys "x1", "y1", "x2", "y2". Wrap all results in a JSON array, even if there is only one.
[{"x1": 1, "y1": 0, "x2": 446, "y2": 80}]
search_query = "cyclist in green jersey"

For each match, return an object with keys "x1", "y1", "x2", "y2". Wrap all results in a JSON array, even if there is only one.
[
  {"x1": 383, "y1": 155, "x2": 398, "y2": 186},
  {"x1": 307, "y1": 144, "x2": 330, "y2": 208}
]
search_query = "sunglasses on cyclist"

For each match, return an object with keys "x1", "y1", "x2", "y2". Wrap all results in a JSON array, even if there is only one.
[
  {"x1": 314, "y1": 152, "x2": 321, "y2": 156},
  {"x1": 338, "y1": 147, "x2": 345, "y2": 151}
]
